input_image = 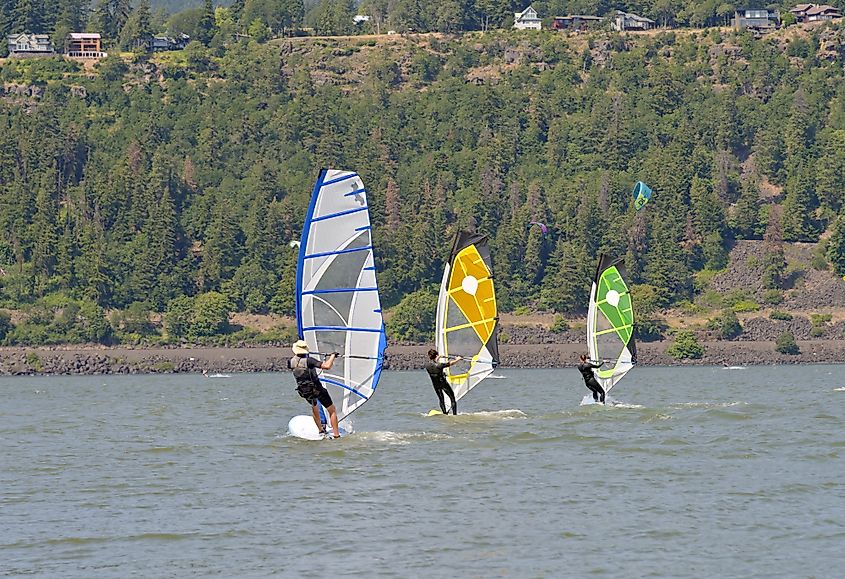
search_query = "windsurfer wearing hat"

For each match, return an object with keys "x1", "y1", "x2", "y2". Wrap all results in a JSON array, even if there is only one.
[{"x1": 288, "y1": 339, "x2": 340, "y2": 438}]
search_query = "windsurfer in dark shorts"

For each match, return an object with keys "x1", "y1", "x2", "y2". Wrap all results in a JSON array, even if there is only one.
[
  {"x1": 289, "y1": 339, "x2": 340, "y2": 438},
  {"x1": 425, "y1": 349, "x2": 462, "y2": 415},
  {"x1": 577, "y1": 353, "x2": 606, "y2": 404}
]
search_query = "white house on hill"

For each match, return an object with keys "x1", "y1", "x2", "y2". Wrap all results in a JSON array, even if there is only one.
[
  {"x1": 514, "y1": 6, "x2": 542, "y2": 30},
  {"x1": 7, "y1": 33, "x2": 54, "y2": 57}
]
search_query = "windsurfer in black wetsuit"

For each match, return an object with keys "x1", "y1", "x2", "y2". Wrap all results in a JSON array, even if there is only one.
[
  {"x1": 425, "y1": 349, "x2": 462, "y2": 415},
  {"x1": 288, "y1": 339, "x2": 340, "y2": 438},
  {"x1": 577, "y1": 353, "x2": 606, "y2": 404}
]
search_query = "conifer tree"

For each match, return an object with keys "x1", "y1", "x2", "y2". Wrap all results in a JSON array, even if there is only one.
[
  {"x1": 10, "y1": 0, "x2": 47, "y2": 33},
  {"x1": 827, "y1": 213, "x2": 845, "y2": 276},
  {"x1": 540, "y1": 241, "x2": 590, "y2": 314},
  {"x1": 763, "y1": 205, "x2": 786, "y2": 290},
  {"x1": 119, "y1": 0, "x2": 152, "y2": 51},
  {"x1": 781, "y1": 165, "x2": 817, "y2": 242},
  {"x1": 31, "y1": 166, "x2": 59, "y2": 289},
  {"x1": 197, "y1": 0, "x2": 216, "y2": 44},
  {"x1": 732, "y1": 179, "x2": 761, "y2": 240}
]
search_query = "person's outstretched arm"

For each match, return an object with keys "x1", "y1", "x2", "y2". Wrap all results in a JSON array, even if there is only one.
[{"x1": 320, "y1": 353, "x2": 338, "y2": 370}]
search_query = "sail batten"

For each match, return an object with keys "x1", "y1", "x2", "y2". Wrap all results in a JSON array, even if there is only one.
[
  {"x1": 435, "y1": 231, "x2": 499, "y2": 412},
  {"x1": 296, "y1": 168, "x2": 387, "y2": 423}
]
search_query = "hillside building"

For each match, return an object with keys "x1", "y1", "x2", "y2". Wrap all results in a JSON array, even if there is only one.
[
  {"x1": 611, "y1": 10, "x2": 656, "y2": 32},
  {"x1": 790, "y1": 4, "x2": 843, "y2": 22},
  {"x1": 513, "y1": 6, "x2": 542, "y2": 30},
  {"x1": 551, "y1": 15, "x2": 604, "y2": 32},
  {"x1": 6, "y1": 33, "x2": 54, "y2": 57},
  {"x1": 65, "y1": 33, "x2": 106, "y2": 58},
  {"x1": 733, "y1": 9, "x2": 780, "y2": 32},
  {"x1": 148, "y1": 34, "x2": 190, "y2": 52}
]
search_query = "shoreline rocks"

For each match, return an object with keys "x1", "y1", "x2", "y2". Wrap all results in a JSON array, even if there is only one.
[{"x1": 1, "y1": 339, "x2": 844, "y2": 376}]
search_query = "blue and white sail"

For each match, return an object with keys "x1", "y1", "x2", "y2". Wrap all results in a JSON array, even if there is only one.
[{"x1": 295, "y1": 169, "x2": 387, "y2": 423}]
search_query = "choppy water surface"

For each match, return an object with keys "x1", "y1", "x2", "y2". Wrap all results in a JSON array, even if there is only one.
[{"x1": 2, "y1": 366, "x2": 844, "y2": 577}]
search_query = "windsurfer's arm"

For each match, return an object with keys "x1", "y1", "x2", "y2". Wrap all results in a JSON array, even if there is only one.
[
  {"x1": 319, "y1": 353, "x2": 338, "y2": 370},
  {"x1": 447, "y1": 356, "x2": 463, "y2": 367}
]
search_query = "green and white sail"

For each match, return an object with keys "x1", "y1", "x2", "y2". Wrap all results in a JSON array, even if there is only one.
[{"x1": 586, "y1": 254, "x2": 636, "y2": 394}]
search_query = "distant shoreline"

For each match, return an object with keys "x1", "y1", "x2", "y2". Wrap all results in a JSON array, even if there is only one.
[{"x1": 0, "y1": 340, "x2": 843, "y2": 376}]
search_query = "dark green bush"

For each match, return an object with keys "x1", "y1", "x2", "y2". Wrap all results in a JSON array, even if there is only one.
[
  {"x1": 762, "y1": 289, "x2": 783, "y2": 305},
  {"x1": 775, "y1": 332, "x2": 800, "y2": 355},
  {"x1": 388, "y1": 287, "x2": 438, "y2": 343},
  {"x1": 769, "y1": 310, "x2": 793, "y2": 321},
  {"x1": 710, "y1": 308, "x2": 742, "y2": 340},
  {"x1": 550, "y1": 315, "x2": 568, "y2": 333},
  {"x1": 666, "y1": 330, "x2": 704, "y2": 360}
]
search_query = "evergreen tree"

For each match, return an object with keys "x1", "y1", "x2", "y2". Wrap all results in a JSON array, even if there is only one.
[
  {"x1": 56, "y1": 0, "x2": 87, "y2": 31},
  {"x1": 539, "y1": 241, "x2": 590, "y2": 313},
  {"x1": 90, "y1": 0, "x2": 115, "y2": 39},
  {"x1": 644, "y1": 216, "x2": 692, "y2": 304},
  {"x1": 119, "y1": 0, "x2": 152, "y2": 51},
  {"x1": 197, "y1": 0, "x2": 216, "y2": 44},
  {"x1": 827, "y1": 213, "x2": 845, "y2": 276},
  {"x1": 815, "y1": 129, "x2": 845, "y2": 216},
  {"x1": 198, "y1": 201, "x2": 243, "y2": 291},
  {"x1": 763, "y1": 205, "x2": 786, "y2": 290},
  {"x1": 31, "y1": 166, "x2": 59, "y2": 291},
  {"x1": 10, "y1": 0, "x2": 47, "y2": 33},
  {"x1": 689, "y1": 176, "x2": 726, "y2": 239},
  {"x1": 781, "y1": 164, "x2": 817, "y2": 242},
  {"x1": 732, "y1": 178, "x2": 761, "y2": 239}
]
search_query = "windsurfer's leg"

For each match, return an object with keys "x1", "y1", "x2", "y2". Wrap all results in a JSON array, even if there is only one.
[
  {"x1": 315, "y1": 389, "x2": 337, "y2": 436},
  {"x1": 311, "y1": 403, "x2": 325, "y2": 433},
  {"x1": 435, "y1": 387, "x2": 448, "y2": 414},
  {"x1": 326, "y1": 404, "x2": 340, "y2": 438},
  {"x1": 444, "y1": 384, "x2": 457, "y2": 415},
  {"x1": 598, "y1": 385, "x2": 606, "y2": 404}
]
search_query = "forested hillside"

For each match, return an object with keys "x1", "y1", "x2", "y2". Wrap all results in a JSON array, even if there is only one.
[{"x1": 4, "y1": 22, "x2": 845, "y2": 345}]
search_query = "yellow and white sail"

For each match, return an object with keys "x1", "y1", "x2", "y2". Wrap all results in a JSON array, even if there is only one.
[{"x1": 435, "y1": 231, "x2": 499, "y2": 411}]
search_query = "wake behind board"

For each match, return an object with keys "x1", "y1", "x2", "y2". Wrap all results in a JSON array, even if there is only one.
[{"x1": 288, "y1": 415, "x2": 351, "y2": 440}]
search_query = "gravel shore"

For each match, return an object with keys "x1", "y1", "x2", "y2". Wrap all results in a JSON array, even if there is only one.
[{"x1": 0, "y1": 339, "x2": 842, "y2": 376}]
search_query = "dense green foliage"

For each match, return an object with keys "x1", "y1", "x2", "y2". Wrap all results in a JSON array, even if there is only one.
[
  {"x1": 0, "y1": 310, "x2": 12, "y2": 341},
  {"x1": 666, "y1": 330, "x2": 704, "y2": 360},
  {"x1": 769, "y1": 310, "x2": 792, "y2": 321},
  {"x1": 775, "y1": 331, "x2": 799, "y2": 354},
  {"x1": 388, "y1": 287, "x2": 439, "y2": 342},
  {"x1": 549, "y1": 314, "x2": 568, "y2": 333},
  {"x1": 4, "y1": 22, "x2": 845, "y2": 343},
  {"x1": 708, "y1": 308, "x2": 742, "y2": 340},
  {"x1": 164, "y1": 291, "x2": 231, "y2": 339}
]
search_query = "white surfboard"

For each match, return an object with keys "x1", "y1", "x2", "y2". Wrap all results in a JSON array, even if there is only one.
[
  {"x1": 288, "y1": 415, "x2": 351, "y2": 440},
  {"x1": 580, "y1": 395, "x2": 621, "y2": 407}
]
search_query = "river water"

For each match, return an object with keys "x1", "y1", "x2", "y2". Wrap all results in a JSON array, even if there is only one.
[{"x1": 1, "y1": 366, "x2": 844, "y2": 577}]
